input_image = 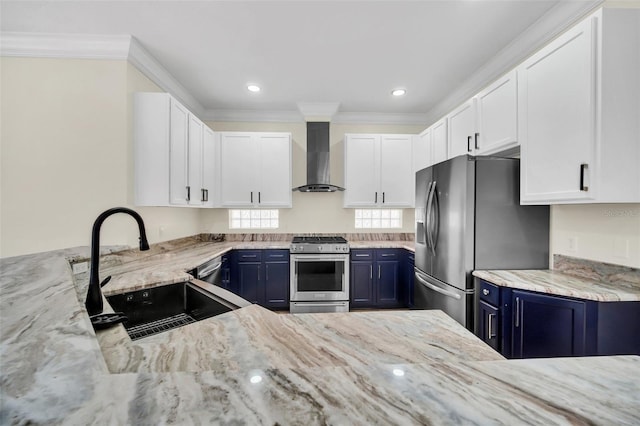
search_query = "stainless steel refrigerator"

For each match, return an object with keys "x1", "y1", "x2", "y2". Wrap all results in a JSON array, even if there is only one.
[{"x1": 414, "y1": 155, "x2": 549, "y2": 331}]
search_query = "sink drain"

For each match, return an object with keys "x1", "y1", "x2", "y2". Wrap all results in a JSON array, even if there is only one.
[{"x1": 125, "y1": 313, "x2": 196, "y2": 340}]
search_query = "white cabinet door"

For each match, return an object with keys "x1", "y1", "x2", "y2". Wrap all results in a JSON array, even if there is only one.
[
  {"x1": 448, "y1": 99, "x2": 475, "y2": 159},
  {"x1": 219, "y1": 133, "x2": 257, "y2": 207},
  {"x1": 431, "y1": 119, "x2": 448, "y2": 165},
  {"x1": 169, "y1": 99, "x2": 189, "y2": 205},
  {"x1": 257, "y1": 133, "x2": 292, "y2": 207},
  {"x1": 380, "y1": 135, "x2": 414, "y2": 207},
  {"x1": 218, "y1": 132, "x2": 292, "y2": 208},
  {"x1": 476, "y1": 69, "x2": 518, "y2": 155},
  {"x1": 344, "y1": 134, "x2": 378, "y2": 207},
  {"x1": 414, "y1": 130, "x2": 431, "y2": 172},
  {"x1": 201, "y1": 127, "x2": 215, "y2": 207},
  {"x1": 134, "y1": 92, "x2": 216, "y2": 208},
  {"x1": 187, "y1": 115, "x2": 204, "y2": 206},
  {"x1": 519, "y1": 15, "x2": 596, "y2": 203}
]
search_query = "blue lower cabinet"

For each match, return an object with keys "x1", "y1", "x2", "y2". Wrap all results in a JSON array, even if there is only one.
[
  {"x1": 475, "y1": 278, "x2": 640, "y2": 358},
  {"x1": 350, "y1": 249, "x2": 403, "y2": 309},
  {"x1": 350, "y1": 260, "x2": 375, "y2": 308},
  {"x1": 230, "y1": 249, "x2": 289, "y2": 310},
  {"x1": 264, "y1": 251, "x2": 290, "y2": 310},
  {"x1": 511, "y1": 289, "x2": 588, "y2": 358}
]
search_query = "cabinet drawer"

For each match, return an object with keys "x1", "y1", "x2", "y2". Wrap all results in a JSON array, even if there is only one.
[
  {"x1": 265, "y1": 250, "x2": 289, "y2": 261},
  {"x1": 376, "y1": 249, "x2": 401, "y2": 261},
  {"x1": 479, "y1": 280, "x2": 500, "y2": 306},
  {"x1": 351, "y1": 249, "x2": 374, "y2": 261},
  {"x1": 236, "y1": 250, "x2": 262, "y2": 262}
]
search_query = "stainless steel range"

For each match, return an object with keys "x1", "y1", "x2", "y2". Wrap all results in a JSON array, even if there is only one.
[{"x1": 289, "y1": 236, "x2": 350, "y2": 313}]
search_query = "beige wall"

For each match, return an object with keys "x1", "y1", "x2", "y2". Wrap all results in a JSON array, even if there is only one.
[
  {"x1": 550, "y1": 204, "x2": 640, "y2": 268},
  {"x1": 0, "y1": 58, "x2": 200, "y2": 257},
  {"x1": 199, "y1": 121, "x2": 424, "y2": 235}
]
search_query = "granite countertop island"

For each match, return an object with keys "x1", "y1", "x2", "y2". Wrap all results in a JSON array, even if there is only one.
[{"x1": 1, "y1": 237, "x2": 639, "y2": 425}]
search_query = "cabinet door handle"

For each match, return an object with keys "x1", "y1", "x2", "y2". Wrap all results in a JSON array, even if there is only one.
[
  {"x1": 186, "y1": 186, "x2": 191, "y2": 201},
  {"x1": 488, "y1": 313, "x2": 495, "y2": 339},
  {"x1": 370, "y1": 265, "x2": 373, "y2": 279},
  {"x1": 258, "y1": 191, "x2": 261, "y2": 204},
  {"x1": 375, "y1": 192, "x2": 378, "y2": 203},
  {"x1": 250, "y1": 192, "x2": 253, "y2": 203},
  {"x1": 580, "y1": 164, "x2": 589, "y2": 191},
  {"x1": 201, "y1": 188, "x2": 209, "y2": 202},
  {"x1": 378, "y1": 265, "x2": 381, "y2": 279},
  {"x1": 467, "y1": 136, "x2": 472, "y2": 153},
  {"x1": 515, "y1": 297, "x2": 521, "y2": 328},
  {"x1": 382, "y1": 192, "x2": 385, "y2": 204},
  {"x1": 474, "y1": 132, "x2": 479, "y2": 150}
]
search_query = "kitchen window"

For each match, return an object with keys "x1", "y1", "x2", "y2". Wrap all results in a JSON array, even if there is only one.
[
  {"x1": 355, "y1": 209, "x2": 402, "y2": 229},
  {"x1": 229, "y1": 210, "x2": 279, "y2": 229}
]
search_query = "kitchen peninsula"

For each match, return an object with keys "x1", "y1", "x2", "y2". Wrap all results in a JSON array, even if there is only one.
[{"x1": 1, "y1": 237, "x2": 639, "y2": 425}]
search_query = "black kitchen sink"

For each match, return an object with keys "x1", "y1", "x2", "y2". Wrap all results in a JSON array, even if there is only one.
[{"x1": 106, "y1": 282, "x2": 234, "y2": 340}]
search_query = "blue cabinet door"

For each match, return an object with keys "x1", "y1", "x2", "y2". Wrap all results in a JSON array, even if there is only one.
[
  {"x1": 511, "y1": 289, "x2": 587, "y2": 358},
  {"x1": 350, "y1": 261, "x2": 375, "y2": 308},
  {"x1": 264, "y1": 250, "x2": 290, "y2": 310},
  {"x1": 237, "y1": 261, "x2": 262, "y2": 305},
  {"x1": 377, "y1": 260, "x2": 401, "y2": 308}
]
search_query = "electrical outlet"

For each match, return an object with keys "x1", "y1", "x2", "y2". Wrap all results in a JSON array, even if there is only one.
[
  {"x1": 72, "y1": 261, "x2": 89, "y2": 274},
  {"x1": 567, "y1": 237, "x2": 578, "y2": 253}
]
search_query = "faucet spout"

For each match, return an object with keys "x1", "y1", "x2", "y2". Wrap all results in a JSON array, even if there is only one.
[{"x1": 85, "y1": 207, "x2": 149, "y2": 316}]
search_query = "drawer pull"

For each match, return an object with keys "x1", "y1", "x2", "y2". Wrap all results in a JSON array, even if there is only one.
[{"x1": 482, "y1": 289, "x2": 490, "y2": 296}]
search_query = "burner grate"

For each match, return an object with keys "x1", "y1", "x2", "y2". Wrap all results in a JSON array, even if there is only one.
[{"x1": 125, "y1": 313, "x2": 196, "y2": 340}]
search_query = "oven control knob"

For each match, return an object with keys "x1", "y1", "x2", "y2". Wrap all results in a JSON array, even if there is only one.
[{"x1": 318, "y1": 246, "x2": 323, "y2": 252}]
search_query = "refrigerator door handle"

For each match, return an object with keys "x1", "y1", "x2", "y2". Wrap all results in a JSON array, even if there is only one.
[
  {"x1": 414, "y1": 271, "x2": 461, "y2": 300},
  {"x1": 426, "y1": 181, "x2": 437, "y2": 255},
  {"x1": 423, "y1": 181, "x2": 434, "y2": 250},
  {"x1": 431, "y1": 181, "x2": 440, "y2": 253}
]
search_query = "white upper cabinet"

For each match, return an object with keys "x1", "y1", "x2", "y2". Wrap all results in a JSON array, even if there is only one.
[
  {"x1": 414, "y1": 129, "x2": 431, "y2": 172},
  {"x1": 475, "y1": 69, "x2": 518, "y2": 155},
  {"x1": 447, "y1": 99, "x2": 476, "y2": 158},
  {"x1": 414, "y1": 121, "x2": 448, "y2": 172},
  {"x1": 217, "y1": 132, "x2": 292, "y2": 208},
  {"x1": 344, "y1": 134, "x2": 414, "y2": 208},
  {"x1": 431, "y1": 119, "x2": 448, "y2": 165},
  {"x1": 518, "y1": 8, "x2": 640, "y2": 204},
  {"x1": 134, "y1": 92, "x2": 214, "y2": 207}
]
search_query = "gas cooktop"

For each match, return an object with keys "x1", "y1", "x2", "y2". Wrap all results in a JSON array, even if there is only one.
[{"x1": 290, "y1": 236, "x2": 349, "y2": 253}]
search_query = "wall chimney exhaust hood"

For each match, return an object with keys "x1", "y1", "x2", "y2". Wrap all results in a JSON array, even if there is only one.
[{"x1": 292, "y1": 122, "x2": 345, "y2": 192}]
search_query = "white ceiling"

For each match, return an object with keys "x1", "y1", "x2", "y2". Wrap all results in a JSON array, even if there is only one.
[{"x1": 1, "y1": 1, "x2": 600, "y2": 124}]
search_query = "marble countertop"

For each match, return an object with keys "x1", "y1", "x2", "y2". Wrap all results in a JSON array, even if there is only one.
[
  {"x1": 2, "y1": 240, "x2": 639, "y2": 425},
  {"x1": 473, "y1": 269, "x2": 640, "y2": 302}
]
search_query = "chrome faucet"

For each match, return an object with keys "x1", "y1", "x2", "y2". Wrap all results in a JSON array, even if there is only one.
[{"x1": 85, "y1": 207, "x2": 149, "y2": 316}]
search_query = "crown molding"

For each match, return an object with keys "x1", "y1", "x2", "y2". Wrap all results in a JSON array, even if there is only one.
[
  {"x1": 422, "y1": 0, "x2": 603, "y2": 127},
  {"x1": 333, "y1": 112, "x2": 427, "y2": 125},
  {"x1": 126, "y1": 37, "x2": 204, "y2": 116},
  {"x1": 0, "y1": 32, "x2": 131, "y2": 59},
  {"x1": 297, "y1": 102, "x2": 340, "y2": 121},
  {"x1": 202, "y1": 109, "x2": 304, "y2": 123},
  {"x1": 1, "y1": 32, "x2": 205, "y2": 116}
]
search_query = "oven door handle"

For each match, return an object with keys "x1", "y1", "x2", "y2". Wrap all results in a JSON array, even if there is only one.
[
  {"x1": 291, "y1": 302, "x2": 348, "y2": 307},
  {"x1": 291, "y1": 255, "x2": 349, "y2": 262}
]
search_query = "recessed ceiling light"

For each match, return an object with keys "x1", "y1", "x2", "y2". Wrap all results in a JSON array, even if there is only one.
[
  {"x1": 392, "y1": 88, "x2": 406, "y2": 97},
  {"x1": 247, "y1": 84, "x2": 261, "y2": 93}
]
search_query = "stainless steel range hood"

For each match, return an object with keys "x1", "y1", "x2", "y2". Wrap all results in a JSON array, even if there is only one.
[{"x1": 292, "y1": 122, "x2": 345, "y2": 192}]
